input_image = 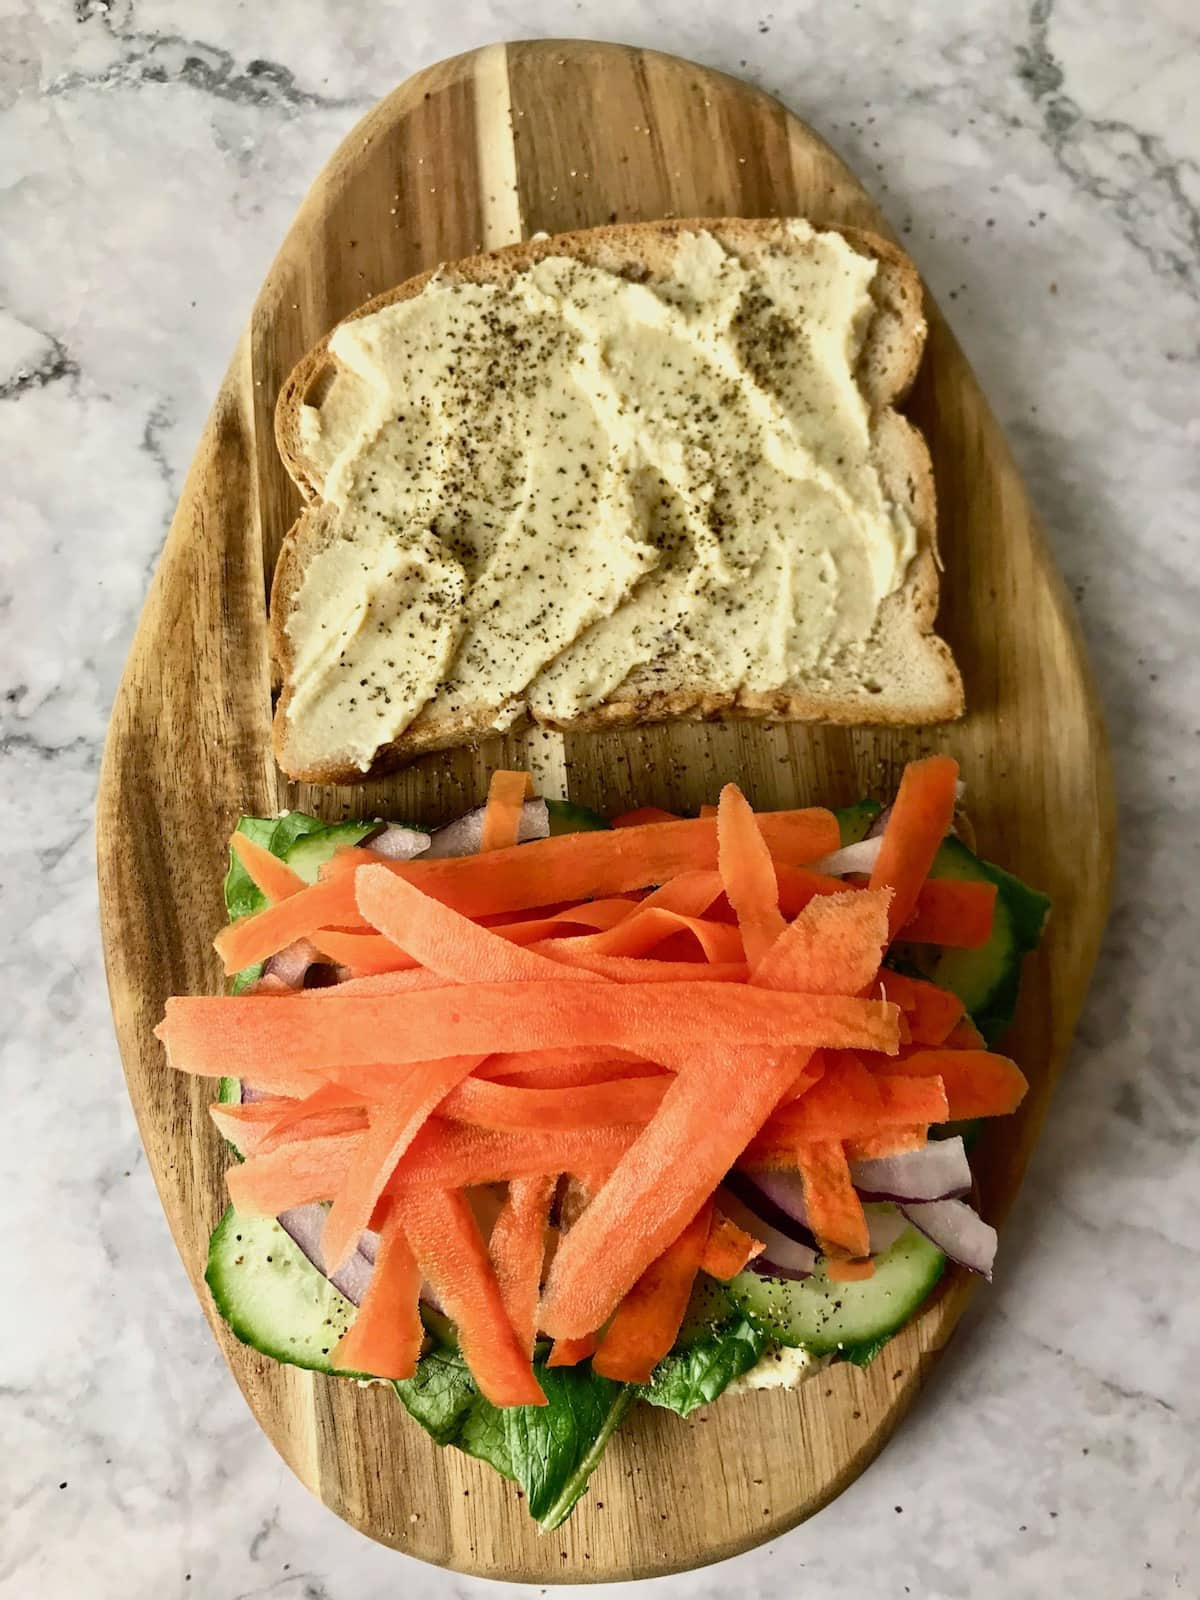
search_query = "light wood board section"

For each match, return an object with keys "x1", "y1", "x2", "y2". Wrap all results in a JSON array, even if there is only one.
[{"x1": 96, "y1": 39, "x2": 1114, "y2": 1582}]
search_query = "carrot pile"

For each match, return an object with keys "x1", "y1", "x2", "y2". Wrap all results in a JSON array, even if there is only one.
[{"x1": 158, "y1": 756, "x2": 1026, "y2": 1406}]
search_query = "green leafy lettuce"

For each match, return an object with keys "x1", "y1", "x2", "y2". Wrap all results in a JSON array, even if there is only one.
[
  {"x1": 641, "y1": 1312, "x2": 770, "y2": 1416},
  {"x1": 395, "y1": 1344, "x2": 633, "y2": 1530}
]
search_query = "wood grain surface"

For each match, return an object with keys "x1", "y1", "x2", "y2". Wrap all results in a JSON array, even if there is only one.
[{"x1": 96, "y1": 39, "x2": 1115, "y2": 1582}]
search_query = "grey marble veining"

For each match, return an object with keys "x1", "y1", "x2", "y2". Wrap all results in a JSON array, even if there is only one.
[{"x1": 2, "y1": 1, "x2": 1198, "y2": 1596}]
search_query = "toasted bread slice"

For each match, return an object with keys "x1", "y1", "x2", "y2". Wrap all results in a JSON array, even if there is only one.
[{"x1": 271, "y1": 218, "x2": 962, "y2": 782}]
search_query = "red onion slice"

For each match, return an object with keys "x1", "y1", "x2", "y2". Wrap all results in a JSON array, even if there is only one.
[
  {"x1": 424, "y1": 798, "x2": 550, "y2": 859},
  {"x1": 273, "y1": 1204, "x2": 375, "y2": 1306},
  {"x1": 851, "y1": 1136, "x2": 972, "y2": 1203},
  {"x1": 261, "y1": 938, "x2": 322, "y2": 989},
  {"x1": 751, "y1": 1229, "x2": 819, "y2": 1281},
  {"x1": 365, "y1": 824, "x2": 431, "y2": 860},
  {"x1": 724, "y1": 1170, "x2": 815, "y2": 1246},
  {"x1": 808, "y1": 836, "x2": 884, "y2": 876},
  {"x1": 866, "y1": 1205, "x2": 909, "y2": 1256},
  {"x1": 900, "y1": 1198, "x2": 997, "y2": 1279}
]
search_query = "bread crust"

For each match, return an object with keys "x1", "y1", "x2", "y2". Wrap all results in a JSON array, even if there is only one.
[{"x1": 270, "y1": 218, "x2": 962, "y2": 782}]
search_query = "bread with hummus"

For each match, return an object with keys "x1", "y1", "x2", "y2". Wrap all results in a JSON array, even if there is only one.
[{"x1": 270, "y1": 218, "x2": 963, "y2": 782}]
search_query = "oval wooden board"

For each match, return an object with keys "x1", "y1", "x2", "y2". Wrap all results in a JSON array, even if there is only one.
[{"x1": 97, "y1": 38, "x2": 1114, "y2": 1582}]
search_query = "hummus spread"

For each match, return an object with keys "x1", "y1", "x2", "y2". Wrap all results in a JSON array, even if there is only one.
[
  {"x1": 287, "y1": 223, "x2": 916, "y2": 771},
  {"x1": 726, "y1": 1343, "x2": 831, "y2": 1395}
]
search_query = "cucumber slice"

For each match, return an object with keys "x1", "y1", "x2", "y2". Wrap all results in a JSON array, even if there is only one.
[
  {"x1": 284, "y1": 820, "x2": 380, "y2": 883},
  {"x1": 205, "y1": 1207, "x2": 358, "y2": 1375},
  {"x1": 545, "y1": 799, "x2": 609, "y2": 835},
  {"x1": 904, "y1": 836, "x2": 1050, "y2": 1045},
  {"x1": 727, "y1": 1215, "x2": 945, "y2": 1355},
  {"x1": 833, "y1": 800, "x2": 882, "y2": 846}
]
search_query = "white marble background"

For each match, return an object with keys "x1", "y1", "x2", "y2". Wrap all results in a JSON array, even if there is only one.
[{"x1": 2, "y1": 1, "x2": 1198, "y2": 1595}]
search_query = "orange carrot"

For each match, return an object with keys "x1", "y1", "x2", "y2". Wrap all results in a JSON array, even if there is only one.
[
  {"x1": 355, "y1": 863, "x2": 600, "y2": 986},
  {"x1": 743, "y1": 1057, "x2": 950, "y2": 1155},
  {"x1": 308, "y1": 928, "x2": 413, "y2": 975},
  {"x1": 875, "y1": 970, "x2": 965, "y2": 1045},
  {"x1": 159, "y1": 984, "x2": 900, "y2": 1077},
  {"x1": 321, "y1": 1054, "x2": 487, "y2": 1272},
  {"x1": 754, "y1": 889, "x2": 889, "y2": 995},
  {"x1": 259, "y1": 1080, "x2": 368, "y2": 1151},
  {"x1": 543, "y1": 908, "x2": 744, "y2": 964},
  {"x1": 331, "y1": 1208, "x2": 423, "y2": 1380},
  {"x1": 216, "y1": 810, "x2": 838, "y2": 973},
  {"x1": 489, "y1": 900, "x2": 636, "y2": 942},
  {"x1": 209, "y1": 1099, "x2": 367, "y2": 1157},
  {"x1": 229, "y1": 831, "x2": 306, "y2": 904},
  {"x1": 903, "y1": 879, "x2": 997, "y2": 948},
  {"x1": 546, "y1": 1333, "x2": 599, "y2": 1368},
  {"x1": 774, "y1": 864, "x2": 852, "y2": 914},
  {"x1": 944, "y1": 1016, "x2": 987, "y2": 1049},
  {"x1": 393, "y1": 1186, "x2": 545, "y2": 1407},
  {"x1": 441, "y1": 1074, "x2": 669, "y2": 1132},
  {"x1": 226, "y1": 1130, "x2": 364, "y2": 1214},
  {"x1": 844, "y1": 1124, "x2": 929, "y2": 1161},
  {"x1": 611, "y1": 806, "x2": 680, "y2": 828},
  {"x1": 699, "y1": 1211, "x2": 765, "y2": 1280},
  {"x1": 637, "y1": 870, "x2": 724, "y2": 916},
  {"x1": 386, "y1": 1122, "x2": 638, "y2": 1191},
  {"x1": 492, "y1": 1061, "x2": 668, "y2": 1090},
  {"x1": 827, "y1": 1257, "x2": 876, "y2": 1282},
  {"x1": 527, "y1": 947, "x2": 750, "y2": 984},
  {"x1": 489, "y1": 1173, "x2": 555, "y2": 1358},
  {"x1": 593, "y1": 1200, "x2": 713, "y2": 1383},
  {"x1": 473, "y1": 1046, "x2": 651, "y2": 1084},
  {"x1": 538, "y1": 1045, "x2": 816, "y2": 1341},
  {"x1": 717, "y1": 784, "x2": 786, "y2": 968},
  {"x1": 869, "y1": 755, "x2": 960, "y2": 940},
  {"x1": 215, "y1": 873, "x2": 367, "y2": 973},
  {"x1": 698, "y1": 804, "x2": 718, "y2": 819},
  {"x1": 794, "y1": 1140, "x2": 870, "y2": 1258},
  {"x1": 871, "y1": 1049, "x2": 1028, "y2": 1118},
  {"x1": 480, "y1": 770, "x2": 534, "y2": 853}
]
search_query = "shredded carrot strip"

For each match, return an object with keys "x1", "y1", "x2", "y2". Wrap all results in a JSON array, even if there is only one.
[
  {"x1": 489, "y1": 1174, "x2": 556, "y2": 1359},
  {"x1": 480, "y1": 771, "x2": 534, "y2": 853},
  {"x1": 546, "y1": 1333, "x2": 599, "y2": 1368},
  {"x1": 321, "y1": 1054, "x2": 487, "y2": 1273},
  {"x1": 827, "y1": 1257, "x2": 876, "y2": 1282},
  {"x1": 699, "y1": 1211, "x2": 765, "y2": 1280},
  {"x1": 592, "y1": 1201, "x2": 713, "y2": 1383},
  {"x1": 159, "y1": 983, "x2": 900, "y2": 1076},
  {"x1": 229, "y1": 831, "x2": 306, "y2": 904},
  {"x1": 717, "y1": 784, "x2": 786, "y2": 968},
  {"x1": 332, "y1": 1207, "x2": 423, "y2": 1380},
  {"x1": 394, "y1": 1186, "x2": 545, "y2": 1407},
  {"x1": 869, "y1": 755, "x2": 960, "y2": 939},
  {"x1": 611, "y1": 806, "x2": 680, "y2": 828},
  {"x1": 793, "y1": 1140, "x2": 870, "y2": 1259},
  {"x1": 440, "y1": 1074, "x2": 669, "y2": 1132}
]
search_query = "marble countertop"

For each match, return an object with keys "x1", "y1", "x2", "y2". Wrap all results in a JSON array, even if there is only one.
[{"x1": 3, "y1": 1, "x2": 1198, "y2": 1595}]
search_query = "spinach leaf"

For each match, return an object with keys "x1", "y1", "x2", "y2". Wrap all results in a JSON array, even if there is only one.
[
  {"x1": 394, "y1": 1349, "x2": 632, "y2": 1529},
  {"x1": 223, "y1": 816, "x2": 279, "y2": 922},
  {"x1": 394, "y1": 1346, "x2": 493, "y2": 1451},
  {"x1": 641, "y1": 1313, "x2": 770, "y2": 1416},
  {"x1": 838, "y1": 1333, "x2": 894, "y2": 1368},
  {"x1": 506, "y1": 1364, "x2": 632, "y2": 1528}
]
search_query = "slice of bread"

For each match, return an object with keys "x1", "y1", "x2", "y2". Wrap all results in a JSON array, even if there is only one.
[{"x1": 271, "y1": 218, "x2": 963, "y2": 782}]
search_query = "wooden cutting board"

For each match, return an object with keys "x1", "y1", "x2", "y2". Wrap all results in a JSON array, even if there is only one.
[{"x1": 96, "y1": 39, "x2": 1114, "y2": 1582}]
